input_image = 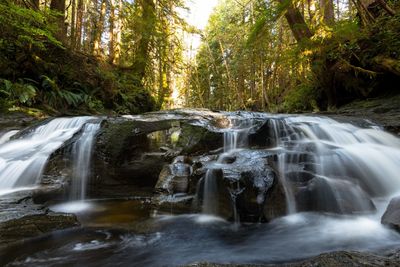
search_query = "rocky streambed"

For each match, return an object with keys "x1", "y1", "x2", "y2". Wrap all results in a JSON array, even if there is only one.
[{"x1": 1, "y1": 109, "x2": 400, "y2": 266}]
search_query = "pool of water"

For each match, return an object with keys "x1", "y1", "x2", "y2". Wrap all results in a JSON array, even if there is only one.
[{"x1": 1, "y1": 198, "x2": 400, "y2": 267}]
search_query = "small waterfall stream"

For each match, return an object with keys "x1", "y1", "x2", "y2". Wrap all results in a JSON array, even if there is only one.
[
  {"x1": 70, "y1": 122, "x2": 101, "y2": 201},
  {"x1": 0, "y1": 117, "x2": 95, "y2": 196},
  {"x1": 202, "y1": 117, "x2": 253, "y2": 218}
]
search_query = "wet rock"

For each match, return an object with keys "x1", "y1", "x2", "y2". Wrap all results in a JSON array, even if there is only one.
[
  {"x1": 225, "y1": 150, "x2": 276, "y2": 222},
  {"x1": 0, "y1": 112, "x2": 40, "y2": 132},
  {"x1": 155, "y1": 163, "x2": 191, "y2": 194},
  {"x1": 0, "y1": 192, "x2": 79, "y2": 248},
  {"x1": 152, "y1": 194, "x2": 195, "y2": 214},
  {"x1": 0, "y1": 213, "x2": 78, "y2": 246},
  {"x1": 89, "y1": 119, "x2": 177, "y2": 197},
  {"x1": 248, "y1": 121, "x2": 271, "y2": 148},
  {"x1": 195, "y1": 150, "x2": 279, "y2": 222},
  {"x1": 263, "y1": 179, "x2": 287, "y2": 221},
  {"x1": 330, "y1": 95, "x2": 400, "y2": 136},
  {"x1": 185, "y1": 250, "x2": 400, "y2": 266},
  {"x1": 31, "y1": 181, "x2": 67, "y2": 204},
  {"x1": 196, "y1": 168, "x2": 234, "y2": 219},
  {"x1": 177, "y1": 123, "x2": 223, "y2": 155},
  {"x1": 382, "y1": 196, "x2": 400, "y2": 231},
  {"x1": 89, "y1": 117, "x2": 224, "y2": 198},
  {"x1": 295, "y1": 176, "x2": 376, "y2": 214},
  {"x1": 284, "y1": 250, "x2": 400, "y2": 267}
]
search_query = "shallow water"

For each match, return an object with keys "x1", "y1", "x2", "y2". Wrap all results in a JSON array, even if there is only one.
[{"x1": 2, "y1": 199, "x2": 400, "y2": 267}]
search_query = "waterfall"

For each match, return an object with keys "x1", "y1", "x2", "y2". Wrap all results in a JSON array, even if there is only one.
[
  {"x1": 202, "y1": 169, "x2": 220, "y2": 215},
  {"x1": 269, "y1": 118, "x2": 301, "y2": 214},
  {"x1": 69, "y1": 122, "x2": 101, "y2": 200},
  {"x1": 201, "y1": 114, "x2": 400, "y2": 218},
  {"x1": 270, "y1": 116, "x2": 400, "y2": 214},
  {"x1": 0, "y1": 117, "x2": 95, "y2": 196},
  {"x1": 202, "y1": 117, "x2": 253, "y2": 216}
]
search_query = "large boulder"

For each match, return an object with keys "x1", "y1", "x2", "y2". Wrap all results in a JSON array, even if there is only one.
[{"x1": 382, "y1": 196, "x2": 400, "y2": 230}]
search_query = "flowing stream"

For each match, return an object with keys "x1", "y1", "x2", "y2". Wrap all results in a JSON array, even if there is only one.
[{"x1": 1, "y1": 112, "x2": 400, "y2": 266}]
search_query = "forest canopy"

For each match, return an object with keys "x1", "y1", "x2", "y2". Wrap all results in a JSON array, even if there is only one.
[{"x1": 0, "y1": 0, "x2": 399, "y2": 115}]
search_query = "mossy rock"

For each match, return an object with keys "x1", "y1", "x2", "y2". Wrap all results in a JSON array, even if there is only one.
[{"x1": 177, "y1": 124, "x2": 223, "y2": 155}]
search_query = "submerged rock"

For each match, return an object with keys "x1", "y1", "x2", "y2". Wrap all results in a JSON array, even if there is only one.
[{"x1": 382, "y1": 196, "x2": 400, "y2": 231}]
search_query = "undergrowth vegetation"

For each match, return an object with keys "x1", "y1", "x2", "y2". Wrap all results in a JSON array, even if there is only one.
[{"x1": 0, "y1": 1, "x2": 155, "y2": 115}]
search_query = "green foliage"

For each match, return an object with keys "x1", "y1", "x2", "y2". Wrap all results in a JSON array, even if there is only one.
[
  {"x1": 0, "y1": 78, "x2": 37, "y2": 107},
  {"x1": 0, "y1": 1, "x2": 156, "y2": 115},
  {"x1": 282, "y1": 83, "x2": 319, "y2": 112},
  {"x1": 0, "y1": 1, "x2": 62, "y2": 51},
  {"x1": 308, "y1": 9, "x2": 400, "y2": 108}
]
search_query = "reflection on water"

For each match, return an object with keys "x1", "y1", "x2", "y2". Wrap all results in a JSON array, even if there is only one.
[
  {"x1": 51, "y1": 199, "x2": 152, "y2": 228},
  {"x1": 2, "y1": 199, "x2": 400, "y2": 267}
]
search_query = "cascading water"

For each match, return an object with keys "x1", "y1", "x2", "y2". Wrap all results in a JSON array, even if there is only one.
[
  {"x1": 202, "y1": 117, "x2": 253, "y2": 217},
  {"x1": 0, "y1": 117, "x2": 94, "y2": 196},
  {"x1": 0, "y1": 130, "x2": 19, "y2": 145},
  {"x1": 69, "y1": 122, "x2": 101, "y2": 201},
  {"x1": 270, "y1": 116, "x2": 400, "y2": 214},
  {"x1": 3, "y1": 111, "x2": 400, "y2": 267}
]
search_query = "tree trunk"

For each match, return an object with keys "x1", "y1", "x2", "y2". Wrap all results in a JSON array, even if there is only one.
[
  {"x1": 373, "y1": 56, "x2": 400, "y2": 76},
  {"x1": 92, "y1": 0, "x2": 107, "y2": 55},
  {"x1": 282, "y1": 0, "x2": 313, "y2": 43},
  {"x1": 113, "y1": 0, "x2": 123, "y2": 64},
  {"x1": 108, "y1": 0, "x2": 116, "y2": 63},
  {"x1": 132, "y1": 0, "x2": 156, "y2": 85},
  {"x1": 70, "y1": 0, "x2": 76, "y2": 48},
  {"x1": 50, "y1": 0, "x2": 66, "y2": 42},
  {"x1": 75, "y1": 0, "x2": 83, "y2": 50},
  {"x1": 31, "y1": 0, "x2": 39, "y2": 9},
  {"x1": 320, "y1": 0, "x2": 335, "y2": 25},
  {"x1": 352, "y1": 0, "x2": 375, "y2": 26}
]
